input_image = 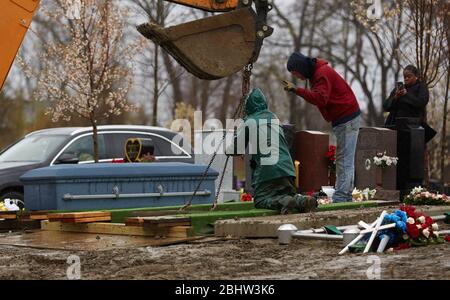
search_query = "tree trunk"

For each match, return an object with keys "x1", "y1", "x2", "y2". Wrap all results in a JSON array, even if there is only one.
[
  {"x1": 152, "y1": 44, "x2": 159, "y2": 126},
  {"x1": 440, "y1": 69, "x2": 450, "y2": 183},
  {"x1": 91, "y1": 116, "x2": 99, "y2": 163}
]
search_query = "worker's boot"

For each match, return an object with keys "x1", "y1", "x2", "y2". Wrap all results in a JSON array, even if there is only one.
[
  {"x1": 279, "y1": 196, "x2": 300, "y2": 215},
  {"x1": 295, "y1": 195, "x2": 318, "y2": 213}
]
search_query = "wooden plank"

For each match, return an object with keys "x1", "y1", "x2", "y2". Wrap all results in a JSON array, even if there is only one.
[
  {"x1": 29, "y1": 215, "x2": 49, "y2": 220},
  {"x1": 41, "y1": 221, "x2": 194, "y2": 238},
  {"x1": 61, "y1": 216, "x2": 111, "y2": 224},
  {"x1": 144, "y1": 221, "x2": 191, "y2": 228},
  {"x1": 126, "y1": 217, "x2": 191, "y2": 227},
  {"x1": 124, "y1": 217, "x2": 144, "y2": 227},
  {"x1": 48, "y1": 211, "x2": 110, "y2": 219},
  {"x1": 0, "y1": 213, "x2": 17, "y2": 220}
]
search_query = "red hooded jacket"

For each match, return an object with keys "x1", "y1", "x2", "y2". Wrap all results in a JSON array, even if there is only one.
[{"x1": 295, "y1": 59, "x2": 360, "y2": 125}]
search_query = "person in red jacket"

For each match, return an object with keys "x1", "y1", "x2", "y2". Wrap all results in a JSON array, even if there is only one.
[{"x1": 284, "y1": 52, "x2": 361, "y2": 203}]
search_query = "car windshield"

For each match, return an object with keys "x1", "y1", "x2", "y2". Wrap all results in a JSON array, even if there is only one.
[{"x1": 0, "y1": 134, "x2": 67, "y2": 163}]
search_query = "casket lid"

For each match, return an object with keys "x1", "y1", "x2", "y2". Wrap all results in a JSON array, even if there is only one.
[{"x1": 20, "y1": 163, "x2": 219, "y2": 181}]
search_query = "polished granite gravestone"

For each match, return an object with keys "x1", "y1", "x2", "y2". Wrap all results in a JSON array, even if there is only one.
[
  {"x1": 294, "y1": 131, "x2": 330, "y2": 193},
  {"x1": 391, "y1": 118, "x2": 425, "y2": 197},
  {"x1": 355, "y1": 127, "x2": 399, "y2": 200}
]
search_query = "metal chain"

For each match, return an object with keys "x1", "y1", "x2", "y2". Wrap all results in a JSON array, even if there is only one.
[
  {"x1": 180, "y1": 64, "x2": 253, "y2": 212},
  {"x1": 210, "y1": 64, "x2": 253, "y2": 210}
]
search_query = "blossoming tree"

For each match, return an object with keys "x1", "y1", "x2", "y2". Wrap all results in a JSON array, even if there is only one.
[{"x1": 34, "y1": 0, "x2": 141, "y2": 162}]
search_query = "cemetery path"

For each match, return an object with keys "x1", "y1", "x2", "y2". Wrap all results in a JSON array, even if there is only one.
[{"x1": 0, "y1": 234, "x2": 448, "y2": 279}]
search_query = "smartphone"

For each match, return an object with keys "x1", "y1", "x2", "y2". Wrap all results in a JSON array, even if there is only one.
[{"x1": 397, "y1": 82, "x2": 404, "y2": 90}]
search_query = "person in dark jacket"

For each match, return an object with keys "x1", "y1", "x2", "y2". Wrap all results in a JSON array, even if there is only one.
[
  {"x1": 227, "y1": 88, "x2": 317, "y2": 214},
  {"x1": 283, "y1": 52, "x2": 361, "y2": 203},
  {"x1": 383, "y1": 65, "x2": 429, "y2": 127}
]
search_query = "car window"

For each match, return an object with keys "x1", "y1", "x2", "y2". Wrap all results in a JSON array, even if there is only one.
[
  {"x1": 0, "y1": 135, "x2": 67, "y2": 163},
  {"x1": 151, "y1": 135, "x2": 187, "y2": 157},
  {"x1": 109, "y1": 132, "x2": 188, "y2": 158},
  {"x1": 59, "y1": 134, "x2": 107, "y2": 162}
]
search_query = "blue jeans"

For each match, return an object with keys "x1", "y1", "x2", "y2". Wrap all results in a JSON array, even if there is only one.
[{"x1": 332, "y1": 115, "x2": 360, "y2": 203}]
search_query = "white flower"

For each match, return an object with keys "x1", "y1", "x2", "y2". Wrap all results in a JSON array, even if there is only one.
[
  {"x1": 433, "y1": 232, "x2": 439, "y2": 238},
  {"x1": 432, "y1": 223, "x2": 439, "y2": 231},
  {"x1": 411, "y1": 186, "x2": 424, "y2": 195},
  {"x1": 407, "y1": 217, "x2": 415, "y2": 225},
  {"x1": 373, "y1": 157, "x2": 381, "y2": 166},
  {"x1": 386, "y1": 158, "x2": 392, "y2": 166},
  {"x1": 416, "y1": 224, "x2": 422, "y2": 230},
  {"x1": 422, "y1": 228, "x2": 430, "y2": 238},
  {"x1": 417, "y1": 216, "x2": 426, "y2": 224}
]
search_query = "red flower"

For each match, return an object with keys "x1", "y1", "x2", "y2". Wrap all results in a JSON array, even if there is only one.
[
  {"x1": 325, "y1": 145, "x2": 337, "y2": 171},
  {"x1": 424, "y1": 216, "x2": 433, "y2": 227},
  {"x1": 241, "y1": 193, "x2": 253, "y2": 202},
  {"x1": 306, "y1": 190, "x2": 315, "y2": 197},
  {"x1": 445, "y1": 235, "x2": 450, "y2": 243},
  {"x1": 406, "y1": 223, "x2": 420, "y2": 239},
  {"x1": 400, "y1": 205, "x2": 417, "y2": 218}
]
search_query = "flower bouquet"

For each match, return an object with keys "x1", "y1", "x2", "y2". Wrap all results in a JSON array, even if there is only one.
[
  {"x1": 403, "y1": 186, "x2": 450, "y2": 206},
  {"x1": 352, "y1": 188, "x2": 377, "y2": 202},
  {"x1": 373, "y1": 151, "x2": 398, "y2": 168},
  {"x1": 325, "y1": 145, "x2": 336, "y2": 172},
  {"x1": 240, "y1": 193, "x2": 253, "y2": 202},
  {"x1": 399, "y1": 205, "x2": 444, "y2": 247},
  {"x1": 376, "y1": 205, "x2": 444, "y2": 251},
  {"x1": 326, "y1": 145, "x2": 337, "y2": 186}
]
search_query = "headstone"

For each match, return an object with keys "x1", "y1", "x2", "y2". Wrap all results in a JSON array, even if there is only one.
[
  {"x1": 393, "y1": 118, "x2": 425, "y2": 196},
  {"x1": 294, "y1": 131, "x2": 329, "y2": 192},
  {"x1": 195, "y1": 129, "x2": 239, "y2": 203},
  {"x1": 355, "y1": 127, "x2": 398, "y2": 200},
  {"x1": 281, "y1": 124, "x2": 296, "y2": 161}
]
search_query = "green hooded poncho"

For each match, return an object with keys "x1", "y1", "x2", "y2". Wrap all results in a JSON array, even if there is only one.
[{"x1": 230, "y1": 88, "x2": 296, "y2": 190}]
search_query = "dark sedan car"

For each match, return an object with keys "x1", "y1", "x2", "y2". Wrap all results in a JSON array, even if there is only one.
[{"x1": 0, "y1": 125, "x2": 193, "y2": 203}]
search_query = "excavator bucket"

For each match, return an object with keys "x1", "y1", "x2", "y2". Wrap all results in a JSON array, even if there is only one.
[
  {"x1": 138, "y1": 8, "x2": 265, "y2": 80},
  {"x1": 0, "y1": 0, "x2": 41, "y2": 91}
]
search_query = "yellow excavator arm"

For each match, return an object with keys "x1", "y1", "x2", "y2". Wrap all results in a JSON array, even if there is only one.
[{"x1": 0, "y1": 0, "x2": 40, "y2": 92}]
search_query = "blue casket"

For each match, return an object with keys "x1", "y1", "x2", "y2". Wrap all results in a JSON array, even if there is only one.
[{"x1": 21, "y1": 163, "x2": 218, "y2": 211}]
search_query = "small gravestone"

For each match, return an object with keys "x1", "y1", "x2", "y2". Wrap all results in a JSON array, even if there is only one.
[
  {"x1": 294, "y1": 131, "x2": 329, "y2": 193},
  {"x1": 355, "y1": 127, "x2": 399, "y2": 200}
]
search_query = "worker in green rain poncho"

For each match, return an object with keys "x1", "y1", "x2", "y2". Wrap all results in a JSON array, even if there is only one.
[{"x1": 227, "y1": 88, "x2": 318, "y2": 214}]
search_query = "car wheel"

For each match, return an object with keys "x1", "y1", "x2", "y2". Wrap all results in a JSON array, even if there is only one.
[{"x1": 0, "y1": 191, "x2": 25, "y2": 210}]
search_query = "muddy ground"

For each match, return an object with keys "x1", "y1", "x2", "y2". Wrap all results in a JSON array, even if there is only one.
[{"x1": 0, "y1": 235, "x2": 448, "y2": 280}]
